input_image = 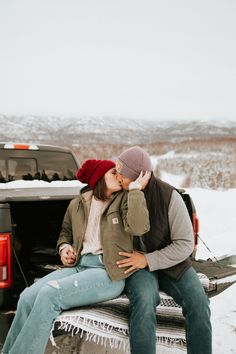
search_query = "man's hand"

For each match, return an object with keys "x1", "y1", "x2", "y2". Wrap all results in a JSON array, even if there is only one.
[
  {"x1": 116, "y1": 251, "x2": 148, "y2": 274},
  {"x1": 60, "y1": 245, "x2": 76, "y2": 265}
]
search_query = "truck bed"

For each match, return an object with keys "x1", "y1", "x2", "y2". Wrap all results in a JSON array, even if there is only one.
[{"x1": 0, "y1": 180, "x2": 82, "y2": 202}]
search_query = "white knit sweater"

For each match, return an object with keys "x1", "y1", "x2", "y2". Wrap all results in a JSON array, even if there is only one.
[{"x1": 81, "y1": 196, "x2": 109, "y2": 255}]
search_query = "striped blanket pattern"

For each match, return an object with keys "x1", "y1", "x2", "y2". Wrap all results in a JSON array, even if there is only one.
[{"x1": 51, "y1": 273, "x2": 210, "y2": 352}]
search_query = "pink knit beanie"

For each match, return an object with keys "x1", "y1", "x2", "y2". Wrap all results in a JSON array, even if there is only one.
[{"x1": 116, "y1": 146, "x2": 152, "y2": 180}]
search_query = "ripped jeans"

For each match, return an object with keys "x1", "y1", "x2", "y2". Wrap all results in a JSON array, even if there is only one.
[{"x1": 2, "y1": 254, "x2": 124, "y2": 354}]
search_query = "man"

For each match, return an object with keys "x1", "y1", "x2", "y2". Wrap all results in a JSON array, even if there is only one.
[{"x1": 115, "y1": 146, "x2": 212, "y2": 354}]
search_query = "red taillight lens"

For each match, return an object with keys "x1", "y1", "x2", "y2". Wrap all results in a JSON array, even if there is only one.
[
  {"x1": 0, "y1": 233, "x2": 12, "y2": 288},
  {"x1": 192, "y1": 212, "x2": 199, "y2": 246}
]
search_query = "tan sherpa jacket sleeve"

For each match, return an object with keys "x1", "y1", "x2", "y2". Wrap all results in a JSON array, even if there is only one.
[
  {"x1": 56, "y1": 199, "x2": 74, "y2": 252},
  {"x1": 121, "y1": 189, "x2": 150, "y2": 236}
]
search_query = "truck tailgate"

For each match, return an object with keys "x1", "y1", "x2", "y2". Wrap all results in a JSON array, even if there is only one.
[{"x1": 0, "y1": 181, "x2": 83, "y2": 201}]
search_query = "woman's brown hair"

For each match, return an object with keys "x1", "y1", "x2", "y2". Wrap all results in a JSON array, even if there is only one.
[{"x1": 93, "y1": 176, "x2": 109, "y2": 201}]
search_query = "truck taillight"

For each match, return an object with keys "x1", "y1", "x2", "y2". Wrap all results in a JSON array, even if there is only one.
[
  {"x1": 192, "y1": 212, "x2": 199, "y2": 258},
  {"x1": 0, "y1": 233, "x2": 12, "y2": 288},
  {"x1": 193, "y1": 213, "x2": 199, "y2": 239}
]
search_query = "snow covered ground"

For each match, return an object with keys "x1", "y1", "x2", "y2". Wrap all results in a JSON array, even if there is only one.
[
  {"x1": 1, "y1": 178, "x2": 235, "y2": 353},
  {"x1": 161, "y1": 171, "x2": 236, "y2": 354}
]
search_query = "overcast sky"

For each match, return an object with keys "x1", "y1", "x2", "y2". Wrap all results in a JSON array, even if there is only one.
[{"x1": 0, "y1": 0, "x2": 235, "y2": 121}]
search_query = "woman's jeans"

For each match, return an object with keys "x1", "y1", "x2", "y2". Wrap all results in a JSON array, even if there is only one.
[
  {"x1": 125, "y1": 266, "x2": 212, "y2": 354},
  {"x1": 2, "y1": 254, "x2": 124, "y2": 354}
]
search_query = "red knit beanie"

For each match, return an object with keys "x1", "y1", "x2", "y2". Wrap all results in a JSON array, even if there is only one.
[{"x1": 76, "y1": 159, "x2": 115, "y2": 189}]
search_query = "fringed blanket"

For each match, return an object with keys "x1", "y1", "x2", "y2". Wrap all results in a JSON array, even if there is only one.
[
  {"x1": 51, "y1": 273, "x2": 210, "y2": 353},
  {"x1": 52, "y1": 293, "x2": 186, "y2": 352}
]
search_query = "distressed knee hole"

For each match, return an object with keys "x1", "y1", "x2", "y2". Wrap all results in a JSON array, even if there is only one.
[{"x1": 47, "y1": 280, "x2": 61, "y2": 289}]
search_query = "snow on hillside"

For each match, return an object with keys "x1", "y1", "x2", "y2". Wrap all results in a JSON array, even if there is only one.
[
  {"x1": 1, "y1": 115, "x2": 236, "y2": 145},
  {"x1": 160, "y1": 171, "x2": 236, "y2": 260},
  {"x1": 150, "y1": 146, "x2": 236, "y2": 190}
]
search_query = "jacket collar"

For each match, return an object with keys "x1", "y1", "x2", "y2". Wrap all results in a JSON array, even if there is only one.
[{"x1": 79, "y1": 186, "x2": 123, "y2": 213}]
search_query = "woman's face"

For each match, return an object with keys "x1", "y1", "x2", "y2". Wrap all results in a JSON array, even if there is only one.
[
  {"x1": 104, "y1": 168, "x2": 122, "y2": 196},
  {"x1": 115, "y1": 173, "x2": 133, "y2": 190}
]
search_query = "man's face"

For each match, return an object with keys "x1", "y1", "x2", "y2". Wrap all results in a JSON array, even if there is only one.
[
  {"x1": 115, "y1": 161, "x2": 134, "y2": 190},
  {"x1": 116, "y1": 172, "x2": 133, "y2": 190}
]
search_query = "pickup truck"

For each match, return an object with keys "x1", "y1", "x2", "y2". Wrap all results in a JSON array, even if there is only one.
[
  {"x1": 0, "y1": 142, "x2": 199, "y2": 350},
  {"x1": 0, "y1": 142, "x2": 82, "y2": 347}
]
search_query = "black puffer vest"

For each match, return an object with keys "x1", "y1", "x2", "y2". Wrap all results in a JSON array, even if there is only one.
[{"x1": 134, "y1": 174, "x2": 191, "y2": 280}]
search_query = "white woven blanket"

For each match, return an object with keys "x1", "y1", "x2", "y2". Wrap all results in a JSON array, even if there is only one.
[
  {"x1": 51, "y1": 273, "x2": 210, "y2": 352},
  {"x1": 52, "y1": 293, "x2": 185, "y2": 352}
]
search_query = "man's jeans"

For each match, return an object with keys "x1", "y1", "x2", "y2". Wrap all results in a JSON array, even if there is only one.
[
  {"x1": 125, "y1": 266, "x2": 212, "y2": 354},
  {"x1": 2, "y1": 254, "x2": 124, "y2": 354}
]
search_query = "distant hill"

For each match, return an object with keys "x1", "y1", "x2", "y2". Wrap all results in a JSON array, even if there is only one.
[{"x1": 0, "y1": 115, "x2": 235, "y2": 145}]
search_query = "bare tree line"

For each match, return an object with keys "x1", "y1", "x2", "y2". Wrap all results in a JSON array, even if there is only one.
[{"x1": 69, "y1": 137, "x2": 236, "y2": 190}]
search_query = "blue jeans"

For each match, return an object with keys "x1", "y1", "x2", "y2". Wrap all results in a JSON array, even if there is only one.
[
  {"x1": 2, "y1": 254, "x2": 124, "y2": 354},
  {"x1": 125, "y1": 267, "x2": 212, "y2": 354}
]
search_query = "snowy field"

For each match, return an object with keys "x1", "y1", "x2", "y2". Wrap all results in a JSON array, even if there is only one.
[{"x1": 161, "y1": 171, "x2": 236, "y2": 354}]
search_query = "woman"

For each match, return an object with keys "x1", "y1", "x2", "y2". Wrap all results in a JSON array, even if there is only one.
[{"x1": 2, "y1": 159, "x2": 150, "y2": 354}]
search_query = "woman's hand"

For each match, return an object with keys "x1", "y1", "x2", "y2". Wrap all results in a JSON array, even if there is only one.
[
  {"x1": 60, "y1": 245, "x2": 76, "y2": 265},
  {"x1": 136, "y1": 171, "x2": 151, "y2": 189}
]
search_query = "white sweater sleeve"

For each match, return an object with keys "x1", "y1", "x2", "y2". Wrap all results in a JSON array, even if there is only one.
[{"x1": 145, "y1": 190, "x2": 194, "y2": 271}]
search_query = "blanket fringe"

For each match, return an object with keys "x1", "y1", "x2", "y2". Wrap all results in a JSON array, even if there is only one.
[
  {"x1": 50, "y1": 317, "x2": 130, "y2": 352},
  {"x1": 49, "y1": 321, "x2": 59, "y2": 349},
  {"x1": 50, "y1": 316, "x2": 186, "y2": 352}
]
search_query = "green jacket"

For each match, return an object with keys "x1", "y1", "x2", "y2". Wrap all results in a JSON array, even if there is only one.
[{"x1": 57, "y1": 187, "x2": 150, "y2": 280}]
